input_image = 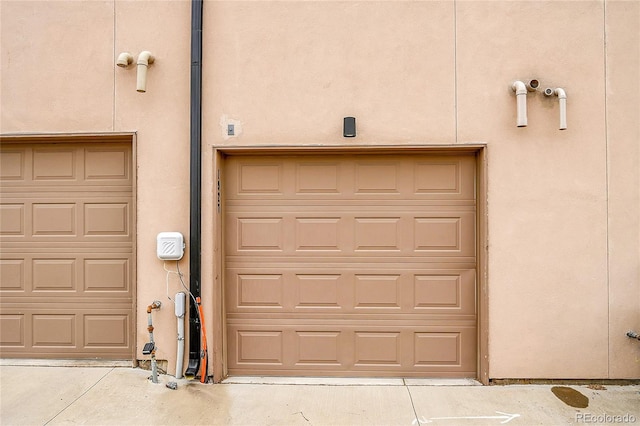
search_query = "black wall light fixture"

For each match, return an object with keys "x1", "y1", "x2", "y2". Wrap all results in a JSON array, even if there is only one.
[{"x1": 343, "y1": 117, "x2": 356, "y2": 137}]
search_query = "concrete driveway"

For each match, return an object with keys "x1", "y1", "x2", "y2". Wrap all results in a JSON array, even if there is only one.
[{"x1": 0, "y1": 364, "x2": 638, "y2": 425}]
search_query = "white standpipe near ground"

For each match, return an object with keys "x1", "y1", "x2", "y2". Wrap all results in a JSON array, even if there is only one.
[{"x1": 175, "y1": 292, "x2": 186, "y2": 379}]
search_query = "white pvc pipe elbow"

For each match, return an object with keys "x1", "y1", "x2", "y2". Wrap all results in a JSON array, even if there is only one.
[
  {"x1": 136, "y1": 51, "x2": 155, "y2": 93},
  {"x1": 555, "y1": 88, "x2": 567, "y2": 130},
  {"x1": 116, "y1": 52, "x2": 133, "y2": 68},
  {"x1": 512, "y1": 81, "x2": 528, "y2": 127}
]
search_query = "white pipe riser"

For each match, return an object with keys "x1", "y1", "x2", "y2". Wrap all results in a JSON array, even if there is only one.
[
  {"x1": 555, "y1": 88, "x2": 567, "y2": 130},
  {"x1": 176, "y1": 316, "x2": 185, "y2": 379},
  {"x1": 175, "y1": 292, "x2": 186, "y2": 380},
  {"x1": 136, "y1": 51, "x2": 155, "y2": 93},
  {"x1": 512, "y1": 81, "x2": 528, "y2": 127}
]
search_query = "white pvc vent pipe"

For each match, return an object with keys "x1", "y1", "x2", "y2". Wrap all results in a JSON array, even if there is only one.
[
  {"x1": 116, "y1": 52, "x2": 133, "y2": 68},
  {"x1": 136, "y1": 51, "x2": 155, "y2": 93},
  {"x1": 511, "y1": 80, "x2": 539, "y2": 127},
  {"x1": 544, "y1": 87, "x2": 568, "y2": 130},
  {"x1": 511, "y1": 81, "x2": 528, "y2": 127},
  {"x1": 555, "y1": 88, "x2": 567, "y2": 130}
]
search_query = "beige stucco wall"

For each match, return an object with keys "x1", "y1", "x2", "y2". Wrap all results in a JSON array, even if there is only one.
[
  {"x1": 458, "y1": 1, "x2": 611, "y2": 379},
  {"x1": 1, "y1": 0, "x2": 638, "y2": 380},
  {"x1": 0, "y1": 0, "x2": 193, "y2": 374},
  {"x1": 605, "y1": 0, "x2": 640, "y2": 379}
]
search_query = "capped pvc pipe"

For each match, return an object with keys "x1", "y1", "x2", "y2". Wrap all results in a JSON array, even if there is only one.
[
  {"x1": 555, "y1": 88, "x2": 567, "y2": 130},
  {"x1": 512, "y1": 81, "x2": 528, "y2": 127},
  {"x1": 136, "y1": 51, "x2": 155, "y2": 93}
]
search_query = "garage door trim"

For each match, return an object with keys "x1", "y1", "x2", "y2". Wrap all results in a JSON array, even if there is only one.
[
  {"x1": 0, "y1": 133, "x2": 137, "y2": 363},
  {"x1": 212, "y1": 145, "x2": 488, "y2": 384}
]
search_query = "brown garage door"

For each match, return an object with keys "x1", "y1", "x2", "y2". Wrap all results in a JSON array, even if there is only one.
[
  {"x1": 0, "y1": 140, "x2": 135, "y2": 360},
  {"x1": 224, "y1": 152, "x2": 477, "y2": 377}
]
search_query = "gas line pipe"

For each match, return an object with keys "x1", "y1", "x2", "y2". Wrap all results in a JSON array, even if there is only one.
[{"x1": 144, "y1": 301, "x2": 162, "y2": 383}]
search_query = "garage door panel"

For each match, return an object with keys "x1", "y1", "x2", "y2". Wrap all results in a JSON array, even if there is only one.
[
  {"x1": 227, "y1": 268, "x2": 475, "y2": 315},
  {"x1": 235, "y1": 330, "x2": 284, "y2": 365},
  {"x1": 1, "y1": 253, "x2": 133, "y2": 297},
  {"x1": 0, "y1": 314, "x2": 25, "y2": 346},
  {"x1": 226, "y1": 155, "x2": 475, "y2": 201},
  {"x1": 225, "y1": 153, "x2": 476, "y2": 377},
  {"x1": 33, "y1": 258, "x2": 77, "y2": 290},
  {"x1": 227, "y1": 324, "x2": 476, "y2": 376},
  {"x1": 294, "y1": 331, "x2": 343, "y2": 366},
  {"x1": 32, "y1": 314, "x2": 76, "y2": 347},
  {"x1": 414, "y1": 162, "x2": 462, "y2": 194},
  {"x1": 234, "y1": 273, "x2": 285, "y2": 308},
  {"x1": 83, "y1": 314, "x2": 130, "y2": 348},
  {"x1": 295, "y1": 217, "x2": 341, "y2": 251},
  {"x1": 84, "y1": 203, "x2": 129, "y2": 236},
  {"x1": 354, "y1": 217, "x2": 401, "y2": 251},
  {"x1": 1, "y1": 199, "x2": 133, "y2": 242},
  {"x1": 2, "y1": 302, "x2": 132, "y2": 356},
  {"x1": 235, "y1": 217, "x2": 284, "y2": 251},
  {"x1": 295, "y1": 274, "x2": 342, "y2": 308},
  {"x1": 84, "y1": 258, "x2": 131, "y2": 292},
  {"x1": 227, "y1": 210, "x2": 475, "y2": 257},
  {"x1": 1, "y1": 144, "x2": 131, "y2": 188},
  {"x1": 354, "y1": 331, "x2": 402, "y2": 365},
  {"x1": 84, "y1": 148, "x2": 130, "y2": 181},
  {"x1": 0, "y1": 307, "x2": 132, "y2": 357},
  {"x1": 414, "y1": 270, "x2": 475, "y2": 313},
  {"x1": 295, "y1": 163, "x2": 341, "y2": 194},
  {"x1": 354, "y1": 274, "x2": 401, "y2": 309},
  {"x1": 0, "y1": 150, "x2": 25, "y2": 179},
  {"x1": 0, "y1": 204, "x2": 25, "y2": 235},
  {"x1": 0, "y1": 141, "x2": 134, "y2": 360},
  {"x1": 33, "y1": 203, "x2": 76, "y2": 235},
  {"x1": 354, "y1": 161, "x2": 403, "y2": 194},
  {"x1": 0, "y1": 259, "x2": 25, "y2": 291},
  {"x1": 33, "y1": 149, "x2": 77, "y2": 180}
]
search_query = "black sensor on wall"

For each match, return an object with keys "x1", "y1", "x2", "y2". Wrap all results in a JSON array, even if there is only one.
[{"x1": 343, "y1": 117, "x2": 356, "y2": 137}]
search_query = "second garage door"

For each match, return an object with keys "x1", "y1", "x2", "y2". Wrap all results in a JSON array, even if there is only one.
[
  {"x1": 0, "y1": 140, "x2": 135, "y2": 360},
  {"x1": 224, "y1": 152, "x2": 477, "y2": 377}
]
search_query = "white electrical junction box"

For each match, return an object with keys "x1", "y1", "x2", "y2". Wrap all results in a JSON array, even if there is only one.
[{"x1": 157, "y1": 232, "x2": 185, "y2": 260}]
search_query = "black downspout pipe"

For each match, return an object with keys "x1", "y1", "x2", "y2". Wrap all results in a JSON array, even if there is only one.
[{"x1": 185, "y1": 0, "x2": 203, "y2": 380}]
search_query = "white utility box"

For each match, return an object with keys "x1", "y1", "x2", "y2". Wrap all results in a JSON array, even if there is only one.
[{"x1": 157, "y1": 232, "x2": 185, "y2": 260}]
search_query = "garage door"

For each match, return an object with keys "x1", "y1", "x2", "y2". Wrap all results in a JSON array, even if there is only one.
[
  {"x1": 0, "y1": 141, "x2": 135, "y2": 359},
  {"x1": 224, "y1": 152, "x2": 477, "y2": 377}
]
